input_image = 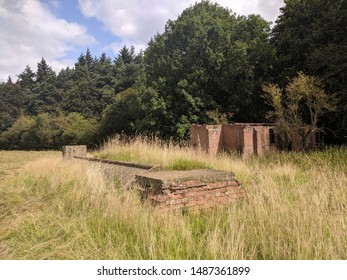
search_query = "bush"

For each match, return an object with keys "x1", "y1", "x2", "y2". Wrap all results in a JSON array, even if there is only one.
[
  {"x1": 0, "y1": 113, "x2": 98, "y2": 149},
  {"x1": 99, "y1": 86, "x2": 166, "y2": 139}
]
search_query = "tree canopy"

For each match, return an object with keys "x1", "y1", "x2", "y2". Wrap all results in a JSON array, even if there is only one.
[
  {"x1": 145, "y1": 1, "x2": 276, "y2": 136},
  {"x1": 0, "y1": 0, "x2": 346, "y2": 148},
  {"x1": 271, "y1": 0, "x2": 347, "y2": 142}
]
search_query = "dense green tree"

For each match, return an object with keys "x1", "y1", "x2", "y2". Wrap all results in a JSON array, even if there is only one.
[
  {"x1": 18, "y1": 65, "x2": 35, "y2": 91},
  {"x1": 115, "y1": 45, "x2": 135, "y2": 65},
  {"x1": 56, "y1": 67, "x2": 74, "y2": 112},
  {"x1": 272, "y1": 0, "x2": 347, "y2": 142},
  {"x1": 97, "y1": 53, "x2": 114, "y2": 89},
  {"x1": 60, "y1": 112, "x2": 98, "y2": 146},
  {"x1": 94, "y1": 52, "x2": 115, "y2": 109},
  {"x1": 272, "y1": 0, "x2": 346, "y2": 79},
  {"x1": 0, "y1": 112, "x2": 98, "y2": 149},
  {"x1": 31, "y1": 113, "x2": 61, "y2": 148},
  {"x1": 100, "y1": 86, "x2": 166, "y2": 137},
  {"x1": 0, "y1": 78, "x2": 26, "y2": 132},
  {"x1": 62, "y1": 51, "x2": 102, "y2": 118},
  {"x1": 2, "y1": 2, "x2": 346, "y2": 148},
  {"x1": 0, "y1": 115, "x2": 36, "y2": 149},
  {"x1": 145, "y1": 1, "x2": 275, "y2": 136},
  {"x1": 27, "y1": 58, "x2": 60, "y2": 114},
  {"x1": 114, "y1": 46, "x2": 145, "y2": 94}
]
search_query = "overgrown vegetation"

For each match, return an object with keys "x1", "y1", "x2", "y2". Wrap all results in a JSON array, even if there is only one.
[
  {"x1": 95, "y1": 136, "x2": 212, "y2": 170},
  {"x1": 0, "y1": 0, "x2": 345, "y2": 260},
  {"x1": 1, "y1": 0, "x2": 346, "y2": 148},
  {"x1": 1, "y1": 142, "x2": 346, "y2": 259},
  {"x1": 0, "y1": 113, "x2": 98, "y2": 149},
  {"x1": 262, "y1": 72, "x2": 337, "y2": 150}
]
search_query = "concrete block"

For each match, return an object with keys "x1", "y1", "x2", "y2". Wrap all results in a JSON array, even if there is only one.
[{"x1": 62, "y1": 145, "x2": 87, "y2": 159}]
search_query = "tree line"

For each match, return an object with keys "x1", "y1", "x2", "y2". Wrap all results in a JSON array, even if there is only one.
[{"x1": 0, "y1": 0, "x2": 345, "y2": 149}]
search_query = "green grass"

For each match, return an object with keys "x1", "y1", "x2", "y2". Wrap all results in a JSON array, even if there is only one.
[
  {"x1": 165, "y1": 158, "x2": 211, "y2": 170},
  {"x1": 0, "y1": 142, "x2": 346, "y2": 259}
]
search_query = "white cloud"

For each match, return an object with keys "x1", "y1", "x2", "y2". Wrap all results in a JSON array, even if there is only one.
[
  {"x1": 78, "y1": 0, "x2": 284, "y2": 47},
  {"x1": 238, "y1": 0, "x2": 284, "y2": 23},
  {"x1": 0, "y1": 0, "x2": 95, "y2": 82},
  {"x1": 78, "y1": 0, "x2": 191, "y2": 43},
  {"x1": 0, "y1": 0, "x2": 284, "y2": 82}
]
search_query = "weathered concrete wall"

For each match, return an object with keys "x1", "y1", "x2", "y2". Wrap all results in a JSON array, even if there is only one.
[
  {"x1": 136, "y1": 169, "x2": 245, "y2": 211},
  {"x1": 74, "y1": 157, "x2": 158, "y2": 187},
  {"x1": 62, "y1": 145, "x2": 87, "y2": 159}
]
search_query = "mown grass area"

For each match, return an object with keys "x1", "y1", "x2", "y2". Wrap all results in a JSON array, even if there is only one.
[{"x1": 0, "y1": 141, "x2": 346, "y2": 259}]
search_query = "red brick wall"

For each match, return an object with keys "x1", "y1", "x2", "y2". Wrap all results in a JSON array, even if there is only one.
[
  {"x1": 291, "y1": 129, "x2": 318, "y2": 151},
  {"x1": 145, "y1": 180, "x2": 245, "y2": 211},
  {"x1": 206, "y1": 125, "x2": 223, "y2": 155},
  {"x1": 190, "y1": 125, "x2": 209, "y2": 152},
  {"x1": 253, "y1": 126, "x2": 272, "y2": 156},
  {"x1": 190, "y1": 123, "x2": 277, "y2": 157},
  {"x1": 242, "y1": 126, "x2": 255, "y2": 158},
  {"x1": 190, "y1": 125, "x2": 223, "y2": 156},
  {"x1": 222, "y1": 124, "x2": 243, "y2": 152}
]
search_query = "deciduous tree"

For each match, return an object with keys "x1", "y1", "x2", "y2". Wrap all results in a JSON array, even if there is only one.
[
  {"x1": 145, "y1": 1, "x2": 275, "y2": 137},
  {"x1": 263, "y1": 72, "x2": 337, "y2": 150}
]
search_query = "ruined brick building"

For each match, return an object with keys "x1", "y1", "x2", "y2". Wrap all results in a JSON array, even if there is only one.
[{"x1": 190, "y1": 123, "x2": 318, "y2": 157}]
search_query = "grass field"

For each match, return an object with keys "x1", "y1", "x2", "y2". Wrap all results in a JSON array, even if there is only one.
[{"x1": 0, "y1": 139, "x2": 346, "y2": 259}]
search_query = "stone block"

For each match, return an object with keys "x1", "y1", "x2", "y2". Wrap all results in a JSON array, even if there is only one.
[{"x1": 62, "y1": 145, "x2": 87, "y2": 159}]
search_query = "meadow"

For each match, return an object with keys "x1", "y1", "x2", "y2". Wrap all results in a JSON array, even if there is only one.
[{"x1": 0, "y1": 138, "x2": 346, "y2": 259}]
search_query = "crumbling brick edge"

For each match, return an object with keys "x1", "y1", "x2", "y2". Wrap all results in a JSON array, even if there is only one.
[{"x1": 135, "y1": 170, "x2": 246, "y2": 212}]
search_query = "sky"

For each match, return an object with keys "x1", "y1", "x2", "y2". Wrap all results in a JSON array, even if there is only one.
[{"x1": 0, "y1": 0, "x2": 285, "y2": 82}]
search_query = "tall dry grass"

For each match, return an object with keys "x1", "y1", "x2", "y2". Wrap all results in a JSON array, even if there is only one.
[
  {"x1": 0, "y1": 153, "x2": 198, "y2": 259},
  {"x1": 0, "y1": 140, "x2": 346, "y2": 259}
]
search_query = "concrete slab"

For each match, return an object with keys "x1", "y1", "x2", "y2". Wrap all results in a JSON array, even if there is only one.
[{"x1": 136, "y1": 169, "x2": 235, "y2": 190}]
